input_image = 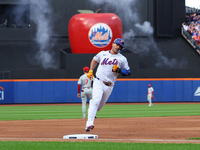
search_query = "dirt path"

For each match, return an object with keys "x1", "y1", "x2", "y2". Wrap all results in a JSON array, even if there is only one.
[{"x1": 0, "y1": 116, "x2": 200, "y2": 143}]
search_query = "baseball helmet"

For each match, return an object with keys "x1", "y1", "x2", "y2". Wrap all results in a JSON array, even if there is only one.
[
  {"x1": 83, "y1": 66, "x2": 89, "y2": 72},
  {"x1": 148, "y1": 84, "x2": 151, "y2": 87},
  {"x1": 113, "y1": 38, "x2": 124, "y2": 50}
]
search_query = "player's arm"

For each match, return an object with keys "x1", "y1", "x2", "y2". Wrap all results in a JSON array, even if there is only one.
[
  {"x1": 151, "y1": 90, "x2": 154, "y2": 99},
  {"x1": 90, "y1": 58, "x2": 98, "y2": 71},
  {"x1": 112, "y1": 65, "x2": 131, "y2": 76},
  {"x1": 87, "y1": 58, "x2": 98, "y2": 79},
  {"x1": 120, "y1": 69, "x2": 131, "y2": 76},
  {"x1": 112, "y1": 57, "x2": 131, "y2": 76},
  {"x1": 77, "y1": 84, "x2": 81, "y2": 98}
]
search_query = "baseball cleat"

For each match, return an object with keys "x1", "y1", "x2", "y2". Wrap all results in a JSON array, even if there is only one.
[
  {"x1": 85, "y1": 125, "x2": 94, "y2": 132},
  {"x1": 85, "y1": 127, "x2": 90, "y2": 132}
]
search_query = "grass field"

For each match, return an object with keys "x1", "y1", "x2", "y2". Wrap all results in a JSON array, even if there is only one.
[
  {"x1": 0, "y1": 103, "x2": 200, "y2": 150},
  {"x1": 0, "y1": 141, "x2": 200, "y2": 150},
  {"x1": 0, "y1": 103, "x2": 199, "y2": 120}
]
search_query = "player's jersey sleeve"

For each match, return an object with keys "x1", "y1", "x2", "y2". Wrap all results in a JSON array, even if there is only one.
[
  {"x1": 120, "y1": 56, "x2": 130, "y2": 70},
  {"x1": 93, "y1": 51, "x2": 104, "y2": 63}
]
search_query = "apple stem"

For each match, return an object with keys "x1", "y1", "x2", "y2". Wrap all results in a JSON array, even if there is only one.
[{"x1": 95, "y1": 9, "x2": 102, "y2": 13}]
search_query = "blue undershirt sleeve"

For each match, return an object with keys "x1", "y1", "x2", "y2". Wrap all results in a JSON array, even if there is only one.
[{"x1": 121, "y1": 69, "x2": 131, "y2": 76}]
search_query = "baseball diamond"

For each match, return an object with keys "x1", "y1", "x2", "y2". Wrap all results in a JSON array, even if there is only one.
[
  {"x1": 0, "y1": 103, "x2": 200, "y2": 144},
  {"x1": 0, "y1": 0, "x2": 200, "y2": 149}
]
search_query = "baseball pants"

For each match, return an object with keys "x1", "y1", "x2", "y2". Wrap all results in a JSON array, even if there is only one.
[
  {"x1": 81, "y1": 88, "x2": 92, "y2": 117},
  {"x1": 86, "y1": 78, "x2": 113, "y2": 126},
  {"x1": 147, "y1": 95, "x2": 152, "y2": 105}
]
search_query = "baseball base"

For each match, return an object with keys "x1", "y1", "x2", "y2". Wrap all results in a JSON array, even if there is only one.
[{"x1": 63, "y1": 134, "x2": 98, "y2": 139}]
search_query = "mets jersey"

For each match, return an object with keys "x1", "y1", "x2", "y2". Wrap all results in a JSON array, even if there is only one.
[{"x1": 94, "y1": 50, "x2": 130, "y2": 85}]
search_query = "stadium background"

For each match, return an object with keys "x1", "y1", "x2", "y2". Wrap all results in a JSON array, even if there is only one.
[{"x1": 0, "y1": 0, "x2": 200, "y2": 104}]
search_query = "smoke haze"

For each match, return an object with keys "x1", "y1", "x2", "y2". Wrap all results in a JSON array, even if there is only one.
[
  {"x1": 30, "y1": 0, "x2": 57, "y2": 69},
  {"x1": 15, "y1": 0, "x2": 57, "y2": 69},
  {"x1": 89, "y1": 0, "x2": 186, "y2": 68}
]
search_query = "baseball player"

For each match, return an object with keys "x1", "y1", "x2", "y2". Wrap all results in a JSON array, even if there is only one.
[
  {"x1": 77, "y1": 66, "x2": 93, "y2": 119},
  {"x1": 147, "y1": 84, "x2": 154, "y2": 106},
  {"x1": 85, "y1": 38, "x2": 131, "y2": 132}
]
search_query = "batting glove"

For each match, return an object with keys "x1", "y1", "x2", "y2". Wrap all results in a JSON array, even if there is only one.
[
  {"x1": 87, "y1": 70, "x2": 93, "y2": 79},
  {"x1": 112, "y1": 65, "x2": 121, "y2": 73}
]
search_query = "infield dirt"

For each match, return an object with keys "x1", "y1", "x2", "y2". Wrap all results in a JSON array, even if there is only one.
[{"x1": 0, "y1": 116, "x2": 200, "y2": 143}]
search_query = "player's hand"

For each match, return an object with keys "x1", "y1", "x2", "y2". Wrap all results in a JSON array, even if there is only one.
[
  {"x1": 112, "y1": 65, "x2": 121, "y2": 73},
  {"x1": 87, "y1": 70, "x2": 93, "y2": 79},
  {"x1": 77, "y1": 93, "x2": 81, "y2": 98},
  {"x1": 151, "y1": 95, "x2": 154, "y2": 99},
  {"x1": 112, "y1": 65, "x2": 119, "y2": 72}
]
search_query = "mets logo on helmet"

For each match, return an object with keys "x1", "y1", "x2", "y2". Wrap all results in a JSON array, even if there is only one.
[{"x1": 88, "y1": 23, "x2": 113, "y2": 48}]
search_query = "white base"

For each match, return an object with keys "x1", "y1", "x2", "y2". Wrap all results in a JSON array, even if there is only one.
[{"x1": 63, "y1": 134, "x2": 98, "y2": 139}]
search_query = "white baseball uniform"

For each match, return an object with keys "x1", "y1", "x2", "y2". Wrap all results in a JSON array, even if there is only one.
[
  {"x1": 147, "y1": 87, "x2": 154, "y2": 106},
  {"x1": 78, "y1": 74, "x2": 93, "y2": 118},
  {"x1": 86, "y1": 50, "x2": 130, "y2": 127}
]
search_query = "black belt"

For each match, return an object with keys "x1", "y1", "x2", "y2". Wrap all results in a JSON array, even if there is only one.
[{"x1": 96, "y1": 77, "x2": 112, "y2": 86}]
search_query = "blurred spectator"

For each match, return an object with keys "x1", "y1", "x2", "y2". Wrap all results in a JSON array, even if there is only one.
[
  {"x1": 193, "y1": 13, "x2": 198, "y2": 23},
  {"x1": 182, "y1": 13, "x2": 200, "y2": 53},
  {"x1": 182, "y1": 22, "x2": 189, "y2": 31},
  {"x1": 198, "y1": 18, "x2": 200, "y2": 24},
  {"x1": 3, "y1": 19, "x2": 8, "y2": 28},
  {"x1": 188, "y1": 14, "x2": 193, "y2": 24},
  {"x1": 185, "y1": 15, "x2": 190, "y2": 24},
  {"x1": 182, "y1": 22, "x2": 190, "y2": 39}
]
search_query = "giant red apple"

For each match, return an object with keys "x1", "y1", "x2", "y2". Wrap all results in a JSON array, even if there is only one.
[{"x1": 68, "y1": 12, "x2": 123, "y2": 53}]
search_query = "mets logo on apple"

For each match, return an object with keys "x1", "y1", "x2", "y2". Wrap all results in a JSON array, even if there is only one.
[{"x1": 88, "y1": 23, "x2": 113, "y2": 48}]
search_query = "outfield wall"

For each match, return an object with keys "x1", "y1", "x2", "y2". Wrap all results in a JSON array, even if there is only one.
[{"x1": 0, "y1": 78, "x2": 200, "y2": 104}]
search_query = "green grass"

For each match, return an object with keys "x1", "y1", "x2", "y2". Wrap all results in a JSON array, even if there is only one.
[
  {"x1": 0, "y1": 141, "x2": 200, "y2": 150},
  {"x1": 0, "y1": 103, "x2": 199, "y2": 120},
  {"x1": 100, "y1": 104, "x2": 200, "y2": 118},
  {"x1": 0, "y1": 103, "x2": 200, "y2": 149},
  {"x1": 187, "y1": 138, "x2": 200, "y2": 140}
]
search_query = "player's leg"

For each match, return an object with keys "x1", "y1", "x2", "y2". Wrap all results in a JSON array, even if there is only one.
[
  {"x1": 97, "y1": 85, "x2": 113, "y2": 111},
  {"x1": 86, "y1": 79, "x2": 103, "y2": 128},
  {"x1": 147, "y1": 95, "x2": 152, "y2": 106},
  {"x1": 87, "y1": 89, "x2": 97, "y2": 118},
  {"x1": 81, "y1": 93, "x2": 87, "y2": 118},
  {"x1": 87, "y1": 88, "x2": 93, "y2": 100}
]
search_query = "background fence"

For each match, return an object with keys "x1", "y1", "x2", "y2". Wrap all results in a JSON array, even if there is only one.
[{"x1": 0, "y1": 78, "x2": 200, "y2": 104}]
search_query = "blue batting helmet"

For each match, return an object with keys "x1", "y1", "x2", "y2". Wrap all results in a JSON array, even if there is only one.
[{"x1": 113, "y1": 38, "x2": 124, "y2": 50}]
